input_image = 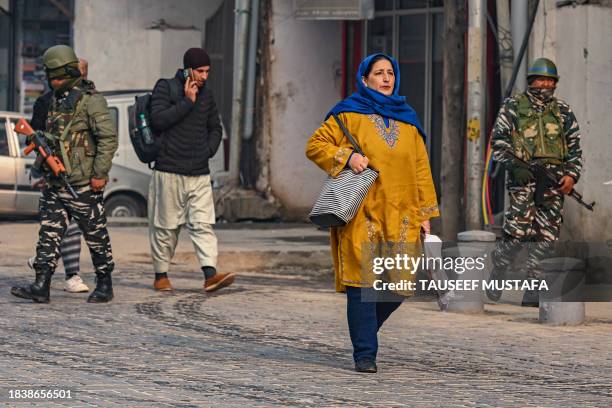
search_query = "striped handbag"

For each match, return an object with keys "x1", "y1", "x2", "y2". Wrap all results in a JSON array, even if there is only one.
[{"x1": 309, "y1": 114, "x2": 379, "y2": 228}]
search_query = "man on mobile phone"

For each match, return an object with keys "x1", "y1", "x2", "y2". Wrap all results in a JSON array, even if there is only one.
[{"x1": 148, "y1": 47, "x2": 234, "y2": 293}]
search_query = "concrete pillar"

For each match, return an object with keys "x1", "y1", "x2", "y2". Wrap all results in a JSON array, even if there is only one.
[
  {"x1": 457, "y1": 230, "x2": 497, "y2": 249},
  {"x1": 443, "y1": 246, "x2": 485, "y2": 313},
  {"x1": 457, "y1": 231, "x2": 496, "y2": 278},
  {"x1": 458, "y1": 230, "x2": 497, "y2": 305},
  {"x1": 539, "y1": 257, "x2": 586, "y2": 325}
]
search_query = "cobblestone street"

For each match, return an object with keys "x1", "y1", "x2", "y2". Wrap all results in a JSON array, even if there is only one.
[{"x1": 1, "y1": 222, "x2": 611, "y2": 407}]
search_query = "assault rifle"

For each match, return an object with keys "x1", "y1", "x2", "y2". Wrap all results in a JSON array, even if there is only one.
[
  {"x1": 14, "y1": 118, "x2": 79, "y2": 199},
  {"x1": 501, "y1": 149, "x2": 595, "y2": 211}
]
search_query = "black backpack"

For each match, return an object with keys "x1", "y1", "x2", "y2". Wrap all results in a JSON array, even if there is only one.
[{"x1": 128, "y1": 79, "x2": 181, "y2": 167}]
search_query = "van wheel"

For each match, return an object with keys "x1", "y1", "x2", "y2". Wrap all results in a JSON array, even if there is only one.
[{"x1": 105, "y1": 194, "x2": 144, "y2": 217}]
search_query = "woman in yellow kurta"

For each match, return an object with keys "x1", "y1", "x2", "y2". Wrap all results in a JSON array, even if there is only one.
[{"x1": 306, "y1": 53, "x2": 439, "y2": 373}]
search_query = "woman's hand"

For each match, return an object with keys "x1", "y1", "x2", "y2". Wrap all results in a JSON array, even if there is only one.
[
  {"x1": 348, "y1": 153, "x2": 369, "y2": 174},
  {"x1": 420, "y1": 220, "x2": 431, "y2": 235}
]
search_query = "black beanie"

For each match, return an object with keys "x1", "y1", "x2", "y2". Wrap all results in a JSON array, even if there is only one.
[{"x1": 183, "y1": 48, "x2": 211, "y2": 69}]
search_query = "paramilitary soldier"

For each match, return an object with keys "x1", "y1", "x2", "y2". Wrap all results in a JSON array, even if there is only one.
[
  {"x1": 487, "y1": 58, "x2": 582, "y2": 306},
  {"x1": 11, "y1": 45, "x2": 118, "y2": 303}
]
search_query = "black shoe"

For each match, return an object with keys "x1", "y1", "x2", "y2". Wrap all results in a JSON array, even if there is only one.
[
  {"x1": 10, "y1": 270, "x2": 53, "y2": 303},
  {"x1": 485, "y1": 267, "x2": 505, "y2": 302},
  {"x1": 87, "y1": 273, "x2": 114, "y2": 303},
  {"x1": 355, "y1": 359, "x2": 377, "y2": 373},
  {"x1": 485, "y1": 285, "x2": 503, "y2": 302},
  {"x1": 521, "y1": 288, "x2": 539, "y2": 307}
]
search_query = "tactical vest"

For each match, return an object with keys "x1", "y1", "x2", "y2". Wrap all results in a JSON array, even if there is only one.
[
  {"x1": 45, "y1": 86, "x2": 97, "y2": 185},
  {"x1": 512, "y1": 93, "x2": 566, "y2": 162}
]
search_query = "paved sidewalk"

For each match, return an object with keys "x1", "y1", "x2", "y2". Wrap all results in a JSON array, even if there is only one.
[{"x1": 0, "y1": 222, "x2": 611, "y2": 407}]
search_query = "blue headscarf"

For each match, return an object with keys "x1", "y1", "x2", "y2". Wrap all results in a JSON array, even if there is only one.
[{"x1": 327, "y1": 53, "x2": 425, "y2": 140}]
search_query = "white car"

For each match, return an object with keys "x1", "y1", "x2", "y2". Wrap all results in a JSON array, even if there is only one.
[{"x1": 0, "y1": 91, "x2": 227, "y2": 217}]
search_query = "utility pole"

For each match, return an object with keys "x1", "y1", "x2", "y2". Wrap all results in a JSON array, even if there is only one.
[
  {"x1": 510, "y1": 0, "x2": 528, "y2": 93},
  {"x1": 440, "y1": 0, "x2": 467, "y2": 241},
  {"x1": 465, "y1": 0, "x2": 487, "y2": 230},
  {"x1": 496, "y1": 0, "x2": 514, "y2": 93},
  {"x1": 229, "y1": 0, "x2": 251, "y2": 187},
  {"x1": 495, "y1": 0, "x2": 514, "y2": 214}
]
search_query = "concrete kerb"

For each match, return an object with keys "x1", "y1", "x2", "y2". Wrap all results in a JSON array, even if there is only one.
[
  {"x1": 223, "y1": 250, "x2": 332, "y2": 273},
  {"x1": 0, "y1": 220, "x2": 333, "y2": 276},
  {"x1": 107, "y1": 218, "x2": 318, "y2": 229},
  {"x1": 108, "y1": 220, "x2": 334, "y2": 274},
  {"x1": 107, "y1": 217, "x2": 149, "y2": 227},
  {"x1": 128, "y1": 249, "x2": 333, "y2": 274}
]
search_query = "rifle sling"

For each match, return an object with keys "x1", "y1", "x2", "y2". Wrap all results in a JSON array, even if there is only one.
[{"x1": 57, "y1": 95, "x2": 88, "y2": 175}]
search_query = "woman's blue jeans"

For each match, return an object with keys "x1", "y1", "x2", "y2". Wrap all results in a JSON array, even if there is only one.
[{"x1": 346, "y1": 286, "x2": 403, "y2": 362}]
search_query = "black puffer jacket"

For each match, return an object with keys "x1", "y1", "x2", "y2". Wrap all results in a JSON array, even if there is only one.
[
  {"x1": 31, "y1": 91, "x2": 53, "y2": 131},
  {"x1": 150, "y1": 70, "x2": 223, "y2": 175}
]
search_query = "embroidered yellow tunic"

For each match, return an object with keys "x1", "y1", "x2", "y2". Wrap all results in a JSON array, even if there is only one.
[{"x1": 306, "y1": 112, "x2": 440, "y2": 293}]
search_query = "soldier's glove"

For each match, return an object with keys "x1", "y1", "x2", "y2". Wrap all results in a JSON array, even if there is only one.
[{"x1": 511, "y1": 159, "x2": 534, "y2": 186}]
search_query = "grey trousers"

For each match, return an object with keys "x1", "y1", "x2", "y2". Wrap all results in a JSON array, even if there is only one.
[{"x1": 148, "y1": 171, "x2": 218, "y2": 273}]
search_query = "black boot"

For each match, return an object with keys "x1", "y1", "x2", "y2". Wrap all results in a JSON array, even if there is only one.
[
  {"x1": 11, "y1": 270, "x2": 53, "y2": 303},
  {"x1": 521, "y1": 283, "x2": 540, "y2": 307},
  {"x1": 485, "y1": 266, "x2": 506, "y2": 302},
  {"x1": 87, "y1": 273, "x2": 113, "y2": 303}
]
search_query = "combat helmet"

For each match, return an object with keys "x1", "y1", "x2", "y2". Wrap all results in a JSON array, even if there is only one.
[
  {"x1": 42, "y1": 45, "x2": 80, "y2": 79},
  {"x1": 527, "y1": 58, "x2": 559, "y2": 82}
]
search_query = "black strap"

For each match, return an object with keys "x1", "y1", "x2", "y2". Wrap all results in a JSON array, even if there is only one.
[
  {"x1": 332, "y1": 113, "x2": 366, "y2": 157},
  {"x1": 153, "y1": 78, "x2": 181, "y2": 103}
]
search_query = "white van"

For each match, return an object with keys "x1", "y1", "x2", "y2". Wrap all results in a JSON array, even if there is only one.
[{"x1": 0, "y1": 91, "x2": 227, "y2": 217}]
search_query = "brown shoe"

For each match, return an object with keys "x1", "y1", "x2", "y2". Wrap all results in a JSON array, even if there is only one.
[
  {"x1": 204, "y1": 272, "x2": 235, "y2": 293},
  {"x1": 154, "y1": 276, "x2": 173, "y2": 291}
]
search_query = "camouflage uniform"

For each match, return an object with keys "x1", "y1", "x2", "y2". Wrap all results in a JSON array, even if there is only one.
[
  {"x1": 11, "y1": 80, "x2": 118, "y2": 304},
  {"x1": 490, "y1": 89, "x2": 582, "y2": 280},
  {"x1": 11, "y1": 45, "x2": 118, "y2": 303},
  {"x1": 34, "y1": 82, "x2": 118, "y2": 278},
  {"x1": 36, "y1": 185, "x2": 113, "y2": 277}
]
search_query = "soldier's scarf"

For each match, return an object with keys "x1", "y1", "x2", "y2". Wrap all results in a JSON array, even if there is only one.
[
  {"x1": 51, "y1": 76, "x2": 82, "y2": 96},
  {"x1": 527, "y1": 87, "x2": 555, "y2": 104}
]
